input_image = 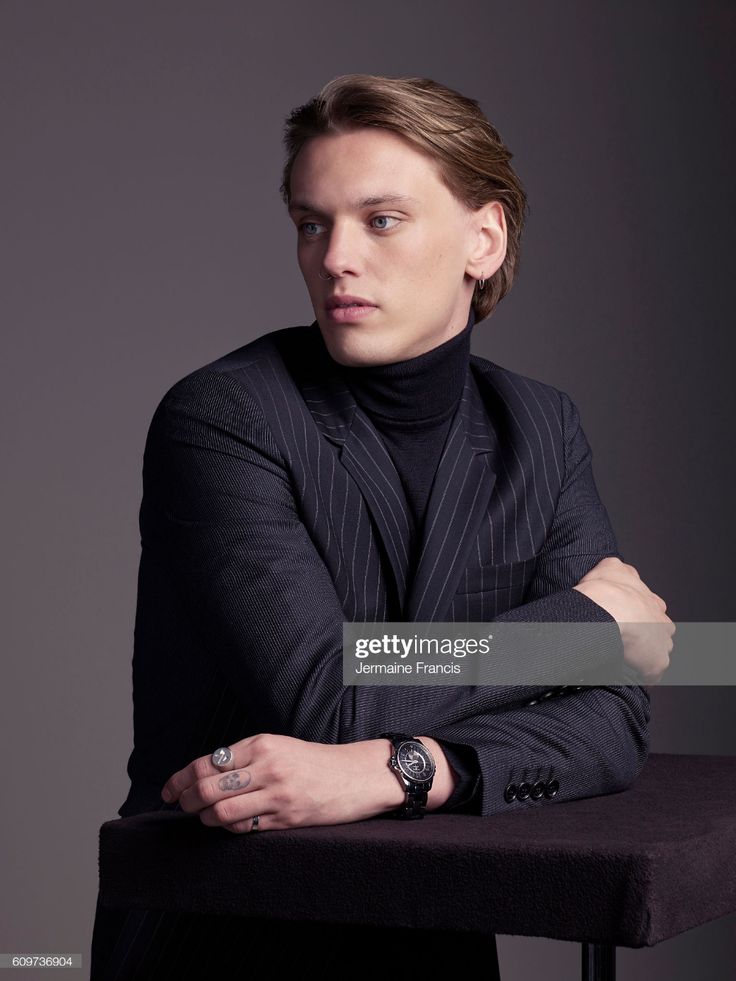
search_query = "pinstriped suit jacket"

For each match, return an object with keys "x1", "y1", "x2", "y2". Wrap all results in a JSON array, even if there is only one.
[{"x1": 119, "y1": 320, "x2": 650, "y2": 819}]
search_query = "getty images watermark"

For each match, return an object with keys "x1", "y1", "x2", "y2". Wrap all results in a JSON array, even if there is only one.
[{"x1": 342, "y1": 622, "x2": 736, "y2": 686}]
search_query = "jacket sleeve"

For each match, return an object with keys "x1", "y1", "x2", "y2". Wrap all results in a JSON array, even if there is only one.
[
  {"x1": 143, "y1": 370, "x2": 627, "y2": 748},
  {"x1": 420, "y1": 389, "x2": 651, "y2": 815},
  {"x1": 422, "y1": 684, "x2": 649, "y2": 816}
]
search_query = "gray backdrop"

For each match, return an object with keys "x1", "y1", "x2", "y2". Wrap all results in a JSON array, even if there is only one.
[{"x1": 2, "y1": 1, "x2": 734, "y2": 977}]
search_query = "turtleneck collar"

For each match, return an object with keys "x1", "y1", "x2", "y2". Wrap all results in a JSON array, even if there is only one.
[{"x1": 336, "y1": 306, "x2": 475, "y2": 425}]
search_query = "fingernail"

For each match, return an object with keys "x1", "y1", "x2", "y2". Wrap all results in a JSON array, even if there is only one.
[{"x1": 161, "y1": 788, "x2": 172, "y2": 802}]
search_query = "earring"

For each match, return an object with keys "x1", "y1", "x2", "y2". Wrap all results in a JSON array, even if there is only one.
[
  {"x1": 319, "y1": 271, "x2": 332, "y2": 280},
  {"x1": 478, "y1": 276, "x2": 486, "y2": 291}
]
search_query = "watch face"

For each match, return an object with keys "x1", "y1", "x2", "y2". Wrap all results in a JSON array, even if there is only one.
[{"x1": 396, "y1": 741, "x2": 435, "y2": 783}]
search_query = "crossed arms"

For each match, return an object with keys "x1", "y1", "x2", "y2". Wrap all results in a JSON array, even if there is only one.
[{"x1": 142, "y1": 369, "x2": 651, "y2": 824}]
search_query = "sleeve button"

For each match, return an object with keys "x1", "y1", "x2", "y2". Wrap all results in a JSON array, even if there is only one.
[
  {"x1": 544, "y1": 779, "x2": 560, "y2": 799},
  {"x1": 503, "y1": 783, "x2": 517, "y2": 803}
]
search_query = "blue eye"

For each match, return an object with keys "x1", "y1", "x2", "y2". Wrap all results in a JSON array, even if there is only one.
[
  {"x1": 371, "y1": 215, "x2": 400, "y2": 230},
  {"x1": 298, "y1": 215, "x2": 400, "y2": 236}
]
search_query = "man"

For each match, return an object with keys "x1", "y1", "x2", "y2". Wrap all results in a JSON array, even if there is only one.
[{"x1": 93, "y1": 74, "x2": 671, "y2": 976}]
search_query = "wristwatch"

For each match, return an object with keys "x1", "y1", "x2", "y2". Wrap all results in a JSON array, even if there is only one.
[{"x1": 379, "y1": 732, "x2": 436, "y2": 819}]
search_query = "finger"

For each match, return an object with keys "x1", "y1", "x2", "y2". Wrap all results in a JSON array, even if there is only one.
[
  {"x1": 179, "y1": 764, "x2": 261, "y2": 814},
  {"x1": 161, "y1": 736, "x2": 259, "y2": 803},
  {"x1": 224, "y1": 812, "x2": 272, "y2": 835},
  {"x1": 583, "y1": 566, "x2": 647, "y2": 589},
  {"x1": 591, "y1": 557, "x2": 625, "y2": 571},
  {"x1": 198, "y1": 788, "x2": 273, "y2": 831},
  {"x1": 598, "y1": 561, "x2": 642, "y2": 583},
  {"x1": 643, "y1": 665, "x2": 666, "y2": 685},
  {"x1": 210, "y1": 746, "x2": 237, "y2": 771}
]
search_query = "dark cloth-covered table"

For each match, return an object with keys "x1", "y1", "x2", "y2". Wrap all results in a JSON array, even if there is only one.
[{"x1": 91, "y1": 754, "x2": 736, "y2": 979}]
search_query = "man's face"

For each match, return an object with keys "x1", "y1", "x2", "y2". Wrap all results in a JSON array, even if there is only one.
[{"x1": 288, "y1": 127, "x2": 492, "y2": 366}]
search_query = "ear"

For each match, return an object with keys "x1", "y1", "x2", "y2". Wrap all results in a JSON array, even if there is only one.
[{"x1": 466, "y1": 200, "x2": 507, "y2": 281}]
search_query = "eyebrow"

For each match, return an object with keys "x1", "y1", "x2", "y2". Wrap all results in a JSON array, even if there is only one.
[{"x1": 287, "y1": 193, "x2": 419, "y2": 216}]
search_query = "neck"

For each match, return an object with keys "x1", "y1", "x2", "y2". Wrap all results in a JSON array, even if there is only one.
[{"x1": 336, "y1": 307, "x2": 475, "y2": 424}]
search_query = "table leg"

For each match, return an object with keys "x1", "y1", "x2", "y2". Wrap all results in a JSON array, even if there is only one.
[{"x1": 582, "y1": 941, "x2": 616, "y2": 980}]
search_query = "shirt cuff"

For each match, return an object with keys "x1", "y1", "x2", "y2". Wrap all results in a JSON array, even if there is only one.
[{"x1": 432, "y1": 738, "x2": 482, "y2": 814}]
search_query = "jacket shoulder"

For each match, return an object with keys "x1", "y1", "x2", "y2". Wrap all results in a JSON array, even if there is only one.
[
  {"x1": 153, "y1": 324, "x2": 315, "y2": 414},
  {"x1": 470, "y1": 352, "x2": 569, "y2": 415},
  {"x1": 140, "y1": 325, "x2": 320, "y2": 468}
]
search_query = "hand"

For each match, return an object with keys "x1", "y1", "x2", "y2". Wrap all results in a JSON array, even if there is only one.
[
  {"x1": 160, "y1": 733, "x2": 408, "y2": 834},
  {"x1": 573, "y1": 557, "x2": 674, "y2": 684}
]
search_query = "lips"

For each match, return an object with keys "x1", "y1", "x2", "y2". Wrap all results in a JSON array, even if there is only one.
[
  {"x1": 326, "y1": 295, "x2": 376, "y2": 310},
  {"x1": 325, "y1": 301, "x2": 379, "y2": 323}
]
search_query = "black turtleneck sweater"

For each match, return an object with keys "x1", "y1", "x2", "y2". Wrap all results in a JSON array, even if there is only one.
[{"x1": 337, "y1": 306, "x2": 482, "y2": 814}]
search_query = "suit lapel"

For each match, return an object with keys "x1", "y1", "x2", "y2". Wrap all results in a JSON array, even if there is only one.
[
  {"x1": 296, "y1": 323, "x2": 498, "y2": 621},
  {"x1": 403, "y1": 369, "x2": 498, "y2": 621},
  {"x1": 296, "y1": 327, "x2": 414, "y2": 612}
]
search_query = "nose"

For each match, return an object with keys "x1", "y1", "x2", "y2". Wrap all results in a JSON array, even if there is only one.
[{"x1": 319, "y1": 221, "x2": 363, "y2": 279}]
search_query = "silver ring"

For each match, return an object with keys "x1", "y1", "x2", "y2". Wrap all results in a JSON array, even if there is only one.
[
  {"x1": 211, "y1": 746, "x2": 233, "y2": 770},
  {"x1": 318, "y1": 271, "x2": 332, "y2": 280},
  {"x1": 250, "y1": 814, "x2": 260, "y2": 833}
]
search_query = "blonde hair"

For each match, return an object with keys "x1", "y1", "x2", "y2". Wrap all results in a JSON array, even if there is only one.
[{"x1": 280, "y1": 73, "x2": 529, "y2": 322}]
